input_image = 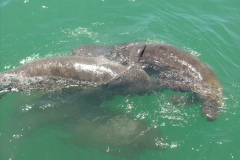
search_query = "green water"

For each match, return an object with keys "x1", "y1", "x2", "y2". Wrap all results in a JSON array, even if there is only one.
[{"x1": 0, "y1": 0, "x2": 239, "y2": 160}]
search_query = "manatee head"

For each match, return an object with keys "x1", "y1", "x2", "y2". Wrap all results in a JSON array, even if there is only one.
[{"x1": 201, "y1": 100, "x2": 219, "y2": 121}]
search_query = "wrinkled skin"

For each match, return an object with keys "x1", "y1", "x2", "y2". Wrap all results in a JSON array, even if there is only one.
[{"x1": 70, "y1": 41, "x2": 224, "y2": 120}]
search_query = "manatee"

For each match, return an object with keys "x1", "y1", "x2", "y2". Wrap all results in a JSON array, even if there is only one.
[
  {"x1": 70, "y1": 41, "x2": 141, "y2": 65},
  {"x1": 0, "y1": 56, "x2": 128, "y2": 92},
  {"x1": 0, "y1": 44, "x2": 156, "y2": 96},
  {"x1": 71, "y1": 41, "x2": 224, "y2": 120},
  {"x1": 65, "y1": 109, "x2": 168, "y2": 158},
  {"x1": 0, "y1": 91, "x2": 167, "y2": 159},
  {"x1": 0, "y1": 41, "x2": 224, "y2": 120}
]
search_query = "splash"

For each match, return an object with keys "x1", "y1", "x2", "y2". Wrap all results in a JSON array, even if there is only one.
[{"x1": 20, "y1": 53, "x2": 40, "y2": 64}]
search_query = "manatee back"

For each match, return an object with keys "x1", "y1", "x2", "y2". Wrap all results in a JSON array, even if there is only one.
[{"x1": 70, "y1": 41, "x2": 146, "y2": 65}]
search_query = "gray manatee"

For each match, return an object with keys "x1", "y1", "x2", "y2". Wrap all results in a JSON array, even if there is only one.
[
  {"x1": 0, "y1": 91, "x2": 167, "y2": 159},
  {"x1": 70, "y1": 41, "x2": 140, "y2": 65},
  {"x1": 0, "y1": 44, "x2": 157, "y2": 96},
  {"x1": 0, "y1": 56, "x2": 128, "y2": 92},
  {"x1": 0, "y1": 43, "x2": 148, "y2": 91},
  {"x1": 0, "y1": 41, "x2": 224, "y2": 120},
  {"x1": 65, "y1": 108, "x2": 168, "y2": 158},
  {"x1": 70, "y1": 41, "x2": 224, "y2": 120}
]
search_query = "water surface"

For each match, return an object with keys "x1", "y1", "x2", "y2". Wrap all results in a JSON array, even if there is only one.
[{"x1": 0, "y1": 0, "x2": 239, "y2": 160}]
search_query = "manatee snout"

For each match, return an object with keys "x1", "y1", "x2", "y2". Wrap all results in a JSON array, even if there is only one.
[{"x1": 201, "y1": 100, "x2": 219, "y2": 121}]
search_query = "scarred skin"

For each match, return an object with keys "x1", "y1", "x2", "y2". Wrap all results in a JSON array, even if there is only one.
[{"x1": 70, "y1": 41, "x2": 224, "y2": 120}]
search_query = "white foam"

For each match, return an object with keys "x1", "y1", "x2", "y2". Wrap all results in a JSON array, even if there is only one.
[{"x1": 73, "y1": 63, "x2": 118, "y2": 77}]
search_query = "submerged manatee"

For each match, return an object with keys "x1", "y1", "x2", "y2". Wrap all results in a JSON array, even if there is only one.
[
  {"x1": 1, "y1": 91, "x2": 167, "y2": 159},
  {"x1": 65, "y1": 109, "x2": 168, "y2": 158},
  {"x1": 71, "y1": 41, "x2": 224, "y2": 120}
]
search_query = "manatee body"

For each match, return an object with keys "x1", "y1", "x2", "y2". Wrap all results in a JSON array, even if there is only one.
[
  {"x1": 141, "y1": 44, "x2": 223, "y2": 120},
  {"x1": 66, "y1": 110, "x2": 167, "y2": 157},
  {"x1": 0, "y1": 44, "x2": 153, "y2": 95},
  {"x1": 71, "y1": 41, "x2": 224, "y2": 120},
  {"x1": 2, "y1": 92, "x2": 167, "y2": 158},
  {"x1": 0, "y1": 56, "x2": 128, "y2": 92},
  {"x1": 0, "y1": 41, "x2": 223, "y2": 120},
  {"x1": 70, "y1": 41, "x2": 140, "y2": 65}
]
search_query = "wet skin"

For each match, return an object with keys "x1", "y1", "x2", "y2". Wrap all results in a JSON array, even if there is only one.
[
  {"x1": 0, "y1": 42, "x2": 224, "y2": 120},
  {"x1": 71, "y1": 41, "x2": 224, "y2": 120},
  {"x1": 0, "y1": 41, "x2": 224, "y2": 158}
]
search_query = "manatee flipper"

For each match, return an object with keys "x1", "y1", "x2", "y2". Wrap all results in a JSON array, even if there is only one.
[
  {"x1": 129, "y1": 43, "x2": 146, "y2": 64},
  {"x1": 170, "y1": 93, "x2": 199, "y2": 105},
  {"x1": 98, "y1": 42, "x2": 150, "y2": 94},
  {"x1": 106, "y1": 64, "x2": 156, "y2": 95}
]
